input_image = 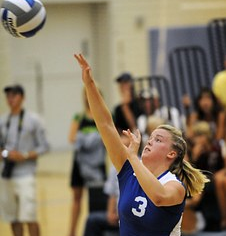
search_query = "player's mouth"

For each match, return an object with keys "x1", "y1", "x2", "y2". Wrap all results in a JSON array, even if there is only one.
[{"x1": 144, "y1": 147, "x2": 151, "y2": 152}]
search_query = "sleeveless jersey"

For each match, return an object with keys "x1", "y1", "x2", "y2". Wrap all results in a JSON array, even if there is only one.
[{"x1": 118, "y1": 160, "x2": 185, "y2": 236}]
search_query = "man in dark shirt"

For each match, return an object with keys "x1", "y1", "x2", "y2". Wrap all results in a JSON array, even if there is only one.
[{"x1": 113, "y1": 73, "x2": 142, "y2": 133}]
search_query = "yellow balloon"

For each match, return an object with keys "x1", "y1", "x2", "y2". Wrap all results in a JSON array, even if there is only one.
[{"x1": 212, "y1": 70, "x2": 226, "y2": 109}]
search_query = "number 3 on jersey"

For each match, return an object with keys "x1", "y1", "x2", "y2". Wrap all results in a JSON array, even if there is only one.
[{"x1": 132, "y1": 196, "x2": 147, "y2": 217}]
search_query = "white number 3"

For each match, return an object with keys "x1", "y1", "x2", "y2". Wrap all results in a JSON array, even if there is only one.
[{"x1": 132, "y1": 196, "x2": 147, "y2": 217}]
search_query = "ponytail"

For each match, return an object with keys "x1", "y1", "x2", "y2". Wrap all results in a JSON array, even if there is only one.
[
  {"x1": 171, "y1": 159, "x2": 209, "y2": 197},
  {"x1": 157, "y1": 124, "x2": 210, "y2": 197}
]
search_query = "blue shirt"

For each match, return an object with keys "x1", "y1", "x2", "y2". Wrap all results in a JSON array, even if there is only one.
[{"x1": 118, "y1": 160, "x2": 185, "y2": 236}]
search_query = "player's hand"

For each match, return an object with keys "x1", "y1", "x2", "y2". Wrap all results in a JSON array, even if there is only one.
[
  {"x1": 182, "y1": 94, "x2": 191, "y2": 108},
  {"x1": 74, "y1": 54, "x2": 92, "y2": 84},
  {"x1": 122, "y1": 129, "x2": 141, "y2": 159}
]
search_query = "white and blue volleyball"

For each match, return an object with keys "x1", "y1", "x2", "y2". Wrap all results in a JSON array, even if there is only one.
[{"x1": 0, "y1": 0, "x2": 46, "y2": 38}]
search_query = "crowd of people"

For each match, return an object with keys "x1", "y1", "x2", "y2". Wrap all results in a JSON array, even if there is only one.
[{"x1": 0, "y1": 54, "x2": 226, "y2": 236}]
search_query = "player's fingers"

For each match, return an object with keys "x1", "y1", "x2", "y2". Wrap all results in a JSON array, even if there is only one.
[
  {"x1": 79, "y1": 54, "x2": 89, "y2": 66},
  {"x1": 122, "y1": 129, "x2": 129, "y2": 136},
  {"x1": 122, "y1": 130, "x2": 133, "y2": 141},
  {"x1": 136, "y1": 129, "x2": 141, "y2": 141},
  {"x1": 74, "y1": 54, "x2": 82, "y2": 65}
]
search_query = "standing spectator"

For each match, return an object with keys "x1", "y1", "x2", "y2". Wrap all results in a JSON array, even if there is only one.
[
  {"x1": 0, "y1": 84, "x2": 50, "y2": 236},
  {"x1": 83, "y1": 133, "x2": 131, "y2": 236},
  {"x1": 113, "y1": 73, "x2": 142, "y2": 134},
  {"x1": 68, "y1": 88, "x2": 107, "y2": 236},
  {"x1": 83, "y1": 165, "x2": 119, "y2": 236}
]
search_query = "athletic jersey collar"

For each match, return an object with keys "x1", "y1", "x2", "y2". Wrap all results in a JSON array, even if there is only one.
[{"x1": 157, "y1": 170, "x2": 169, "y2": 180}]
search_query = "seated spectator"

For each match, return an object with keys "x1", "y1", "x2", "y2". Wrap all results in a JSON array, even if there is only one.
[
  {"x1": 185, "y1": 87, "x2": 225, "y2": 141},
  {"x1": 214, "y1": 139, "x2": 226, "y2": 230},
  {"x1": 137, "y1": 87, "x2": 184, "y2": 131},
  {"x1": 183, "y1": 121, "x2": 224, "y2": 233},
  {"x1": 137, "y1": 88, "x2": 159, "y2": 135}
]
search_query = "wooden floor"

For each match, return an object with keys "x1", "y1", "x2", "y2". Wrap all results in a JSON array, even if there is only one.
[{"x1": 0, "y1": 151, "x2": 88, "y2": 236}]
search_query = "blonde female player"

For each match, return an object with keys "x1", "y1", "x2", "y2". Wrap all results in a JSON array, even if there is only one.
[{"x1": 74, "y1": 54, "x2": 209, "y2": 236}]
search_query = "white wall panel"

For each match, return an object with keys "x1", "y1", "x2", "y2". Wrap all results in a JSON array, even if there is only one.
[{"x1": 3, "y1": 4, "x2": 94, "y2": 150}]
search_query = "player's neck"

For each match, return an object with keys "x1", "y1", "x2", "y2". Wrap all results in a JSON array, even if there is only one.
[{"x1": 144, "y1": 161, "x2": 169, "y2": 178}]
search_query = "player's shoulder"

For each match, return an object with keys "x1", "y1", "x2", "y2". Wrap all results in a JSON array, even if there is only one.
[{"x1": 158, "y1": 171, "x2": 181, "y2": 185}]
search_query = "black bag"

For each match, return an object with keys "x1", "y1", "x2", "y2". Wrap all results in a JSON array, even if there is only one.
[{"x1": 1, "y1": 159, "x2": 15, "y2": 179}]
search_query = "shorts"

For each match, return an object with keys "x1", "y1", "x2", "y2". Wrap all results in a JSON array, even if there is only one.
[
  {"x1": 0, "y1": 175, "x2": 37, "y2": 222},
  {"x1": 70, "y1": 158, "x2": 84, "y2": 188}
]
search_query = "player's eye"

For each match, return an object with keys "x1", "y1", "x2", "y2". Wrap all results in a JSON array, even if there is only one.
[{"x1": 155, "y1": 137, "x2": 161, "y2": 142}]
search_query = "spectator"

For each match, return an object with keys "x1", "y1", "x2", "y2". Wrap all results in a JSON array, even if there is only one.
[
  {"x1": 137, "y1": 87, "x2": 184, "y2": 131},
  {"x1": 68, "y1": 88, "x2": 107, "y2": 236},
  {"x1": 214, "y1": 140, "x2": 226, "y2": 230},
  {"x1": 113, "y1": 73, "x2": 142, "y2": 134},
  {"x1": 83, "y1": 130, "x2": 130, "y2": 236},
  {"x1": 0, "y1": 84, "x2": 50, "y2": 236},
  {"x1": 184, "y1": 121, "x2": 224, "y2": 233},
  {"x1": 83, "y1": 165, "x2": 119, "y2": 236},
  {"x1": 185, "y1": 87, "x2": 225, "y2": 141},
  {"x1": 137, "y1": 88, "x2": 160, "y2": 135}
]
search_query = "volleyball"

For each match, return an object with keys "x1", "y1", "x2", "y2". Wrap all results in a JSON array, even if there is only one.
[{"x1": 0, "y1": 0, "x2": 46, "y2": 38}]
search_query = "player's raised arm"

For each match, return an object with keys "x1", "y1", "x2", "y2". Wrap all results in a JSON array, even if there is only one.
[{"x1": 74, "y1": 54, "x2": 127, "y2": 172}]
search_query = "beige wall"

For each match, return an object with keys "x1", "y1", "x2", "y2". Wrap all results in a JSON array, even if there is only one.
[
  {"x1": 107, "y1": 0, "x2": 226, "y2": 103},
  {"x1": 109, "y1": 0, "x2": 226, "y2": 76},
  {"x1": 0, "y1": 29, "x2": 11, "y2": 112},
  {"x1": 0, "y1": 0, "x2": 225, "y2": 149},
  {"x1": 0, "y1": 3, "x2": 97, "y2": 150}
]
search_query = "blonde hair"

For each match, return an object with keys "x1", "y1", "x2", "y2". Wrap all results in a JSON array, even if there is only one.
[
  {"x1": 157, "y1": 124, "x2": 210, "y2": 197},
  {"x1": 192, "y1": 121, "x2": 212, "y2": 140}
]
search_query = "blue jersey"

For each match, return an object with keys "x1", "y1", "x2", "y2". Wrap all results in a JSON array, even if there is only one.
[{"x1": 118, "y1": 160, "x2": 185, "y2": 236}]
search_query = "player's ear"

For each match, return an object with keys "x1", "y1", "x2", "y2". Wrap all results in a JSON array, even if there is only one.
[{"x1": 167, "y1": 150, "x2": 177, "y2": 160}]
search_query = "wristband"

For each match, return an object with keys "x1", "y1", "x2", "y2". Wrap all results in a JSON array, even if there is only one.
[{"x1": 1, "y1": 150, "x2": 9, "y2": 158}]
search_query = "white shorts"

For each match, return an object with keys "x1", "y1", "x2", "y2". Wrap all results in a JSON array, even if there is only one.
[{"x1": 0, "y1": 175, "x2": 37, "y2": 222}]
